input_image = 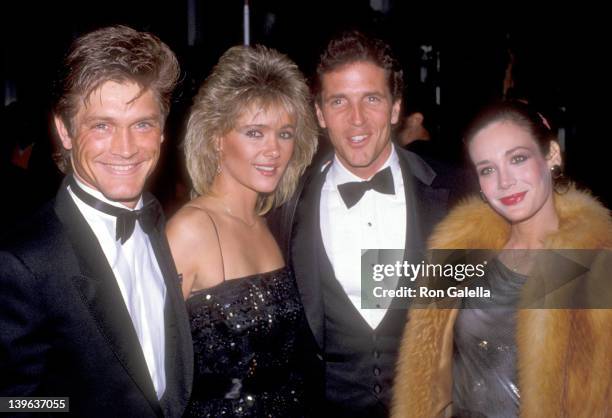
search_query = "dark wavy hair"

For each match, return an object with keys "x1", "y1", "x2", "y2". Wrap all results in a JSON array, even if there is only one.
[
  {"x1": 464, "y1": 100, "x2": 555, "y2": 155},
  {"x1": 313, "y1": 30, "x2": 403, "y2": 104}
]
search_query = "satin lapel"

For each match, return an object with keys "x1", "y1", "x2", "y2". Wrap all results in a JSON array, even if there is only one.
[
  {"x1": 54, "y1": 180, "x2": 163, "y2": 417},
  {"x1": 144, "y1": 199, "x2": 193, "y2": 417},
  {"x1": 291, "y1": 163, "x2": 332, "y2": 348},
  {"x1": 397, "y1": 148, "x2": 449, "y2": 260},
  {"x1": 399, "y1": 157, "x2": 424, "y2": 260},
  {"x1": 383, "y1": 150, "x2": 449, "y2": 318},
  {"x1": 413, "y1": 181, "x2": 450, "y2": 242}
]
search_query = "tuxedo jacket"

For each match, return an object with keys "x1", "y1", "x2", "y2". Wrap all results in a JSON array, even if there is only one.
[
  {"x1": 0, "y1": 178, "x2": 193, "y2": 418},
  {"x1": 270, "y1": 146, "x2": 462, "y2": 416}
]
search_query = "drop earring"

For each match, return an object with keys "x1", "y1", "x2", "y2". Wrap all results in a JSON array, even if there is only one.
[
  {"x1": 479, "y1": 190, "x2": 488, "y2": 203},
  {"x1": 215, "y1": 142, "x2": 222, "y2": 175},
  {"x1": 550, "y1": 164, "x2": 569, "y2": 194}
]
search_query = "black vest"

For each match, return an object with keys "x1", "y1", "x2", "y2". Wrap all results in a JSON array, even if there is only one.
[
  {"x1": 319, "y1": 242, "x2": 407, "y2": 418},
  {"x1": 279, "y1": 148, "x2": 458, "y2": 417}
]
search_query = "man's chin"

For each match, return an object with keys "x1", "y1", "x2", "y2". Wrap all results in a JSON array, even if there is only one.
[{"x1": 101, "y1": 188, "x2": 144, "y2": 208}]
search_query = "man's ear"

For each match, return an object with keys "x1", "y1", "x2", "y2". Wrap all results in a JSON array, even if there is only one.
[
  {"x1": 54, "y1": 116, "x2": 73, "y2": 150},
  {"x1": 391, "y1": 99, "x2": 401, "y2": 125},
  {"x1": 315, "y1": 103, "x2": 327, "y2": 129},
  {"x1": 546, "y1": 140, "x2": 562, "y2": 168},
  {"x1": 407, "y1": 112, "x2": 424, "y2": 127}
]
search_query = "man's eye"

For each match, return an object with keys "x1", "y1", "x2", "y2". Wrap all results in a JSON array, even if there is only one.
[
  {"x1": 93, "y1": 123, "x2": 108, "y2": 130},
  {"x1": 330, "y1": 98, "x2": 344, "y2": 106},
  {"x1": 136, "y1": 121, "x2": 153, "y2": 129},
  {"x1": 367, "y1": 96, "x2": 381, "y2": 103}
]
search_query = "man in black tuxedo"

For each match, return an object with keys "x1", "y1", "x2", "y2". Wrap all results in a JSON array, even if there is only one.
[
  {"x1": 0, "y1": 26, "x2": 192, "y2": 417},
  {"x1": 277, "y1": 31, "x2": 463, "y2": 417}
]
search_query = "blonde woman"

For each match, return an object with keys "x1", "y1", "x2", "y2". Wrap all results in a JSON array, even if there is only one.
[{"x1": 167, "y1": 45, "x2": 318, "y2": 416}]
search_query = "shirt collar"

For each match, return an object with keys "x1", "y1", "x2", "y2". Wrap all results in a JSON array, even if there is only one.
[
  {"x1": 71, "y1": 175, "x2": 144, "y2": 211},
  {"x1": 329, "y1": 145, "x2": 400, "y2": 188}
]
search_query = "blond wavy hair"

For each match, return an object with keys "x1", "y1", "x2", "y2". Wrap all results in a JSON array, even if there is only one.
[{"x1": 184, "y1": 45, "x2": 318, "y2": 214}]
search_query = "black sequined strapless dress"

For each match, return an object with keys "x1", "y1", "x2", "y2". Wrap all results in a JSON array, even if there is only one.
[{"x1": 184, "y1": 267, "x2": 309, "y2": 417}]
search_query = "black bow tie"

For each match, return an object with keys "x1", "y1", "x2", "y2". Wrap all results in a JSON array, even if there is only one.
[
  {"x1": 337, "y1": 166, "x2": 395, "y2": 209},
  {"x1": 68, "y1": 176, "x2": 161, "y2": 244}
]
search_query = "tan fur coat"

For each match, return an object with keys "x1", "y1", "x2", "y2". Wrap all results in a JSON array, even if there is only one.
[{"x1": 392, "y1": 187, "x2": 612, "y2": 418}]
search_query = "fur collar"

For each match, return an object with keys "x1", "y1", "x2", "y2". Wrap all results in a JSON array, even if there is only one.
[
  {"x1": 428, "y1": 186, "x2": 612, "y2": 250},
  {"x1": 392, "y1": 186, "x2": 612, "y2": 418}
]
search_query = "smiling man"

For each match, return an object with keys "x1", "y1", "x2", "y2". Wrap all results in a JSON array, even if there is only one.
[
  {"x1": 0, "y1": 26, "x2": 192, "y2": 417},
  {"x1": 54, "y1": 81, "x2": 164, "y2": 208},
  {"x1": 283, "y1": 31, "x2": 456, "y2": 417}
]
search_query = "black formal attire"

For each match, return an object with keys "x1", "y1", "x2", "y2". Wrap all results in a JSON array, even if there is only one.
[
  {"x1": 185, "y1": 267, "x2": 314, "y2": 417},
  {"x1": 0, "y1": 177, "x2": 193, "y2": 417},
  {"x1": 271, "y1": 146, "x2": 462, "y2": 418}
]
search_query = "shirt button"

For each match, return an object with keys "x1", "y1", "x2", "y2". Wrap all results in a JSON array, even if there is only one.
[
  {"x1": 374, "y1": 384, "x2": 382, "y2": 394},
  {"x1": 367, "y1": 222, "x2": 372, "y2": 227},
  {"x1": 373, "y1": 350, "x2": 380, "y2": 359},
  {"x1": 373, "y1": 367, "x2": 381, "y2": 376}
]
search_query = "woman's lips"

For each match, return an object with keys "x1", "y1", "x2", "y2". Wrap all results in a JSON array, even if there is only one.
[
  {"x1": 499, "y1": 191, "x2": 527, "y2": 206},
  {"x1": 254, "y1": 164, "x2": 278, "y2": 176}
]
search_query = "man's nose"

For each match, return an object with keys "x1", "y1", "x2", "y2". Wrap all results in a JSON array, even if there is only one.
[
  {"x1": 349, "y1": 103, "x2": 366, "y2": 126},
  {"x1": 110, "y1": 128, "x2": 138, "y2": 158}
]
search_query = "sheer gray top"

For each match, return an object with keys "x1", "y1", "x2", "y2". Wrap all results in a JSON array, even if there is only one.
[{"x1": 452, "y1": 257, "x2": 527, "y2": 418}]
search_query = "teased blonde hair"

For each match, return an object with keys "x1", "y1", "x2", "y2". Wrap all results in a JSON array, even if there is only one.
[{"x1": 184, "y1": 45, "x2": 318, "y2": 214}]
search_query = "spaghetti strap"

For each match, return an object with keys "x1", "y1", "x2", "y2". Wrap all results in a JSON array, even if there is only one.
[{"x1": 200, "y1": 210, "x2": 226, "y2": 282}]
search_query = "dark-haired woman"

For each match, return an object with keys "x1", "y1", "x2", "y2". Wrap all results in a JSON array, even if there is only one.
[{"x1": 392, "y1": 101, "x2": 612, "y2": 418}]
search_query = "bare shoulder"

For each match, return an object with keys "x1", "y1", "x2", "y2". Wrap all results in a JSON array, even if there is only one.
[
  {"x1": 166, "y1": 199, "x2": 224, "y2": 296},
  {"x1": 166, "y1": 202, "x2": 218, "y2": 245}
]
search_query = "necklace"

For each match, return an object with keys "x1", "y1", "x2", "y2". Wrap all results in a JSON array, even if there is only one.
[
  {"x1": 502, "y1": 249, "x2": 533, "y2": 274},
  {"x1": 214, "y1": 197, "x2": 258, "y2": 228}
]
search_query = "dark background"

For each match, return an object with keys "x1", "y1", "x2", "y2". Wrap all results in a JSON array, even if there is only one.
[{"x1": 2, "y1": 1, "x2": 609, "y2": 224}]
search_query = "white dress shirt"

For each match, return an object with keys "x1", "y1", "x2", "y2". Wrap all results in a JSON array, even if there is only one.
[
  {"x1": 320, "y1": 147, "x2": 406, "y2": 329},
  {"x1": 68, "y1": 178, "x2": 167, "y2": 399}
]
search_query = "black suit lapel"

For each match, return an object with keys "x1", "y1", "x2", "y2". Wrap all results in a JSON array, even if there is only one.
[
  {"x1": 292, "y1": 161, "x2": 334, "y2": 348},
  {"x1": 397, "y1": 147, "x2": 450, "y2": 257},
  {"x1": 398, "y1": 153, "x2": 424, "y2": 258},
  {"x1": 144, "y1": 201, "x2": 193, "y2": 417},
  {"x1": 377, "y1": 148, "x2": 450, "y2": 320},
  {"x1": 296, "y1": 150, "x2": 451, "y2": 340},
  {"x1": 55, "y1": 180, "x2": 163, "y2": 417}
]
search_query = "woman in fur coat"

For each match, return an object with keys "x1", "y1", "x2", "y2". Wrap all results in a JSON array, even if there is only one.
[{"x1": 392, "y1": 101, "x2": 612, "y2": 418}]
